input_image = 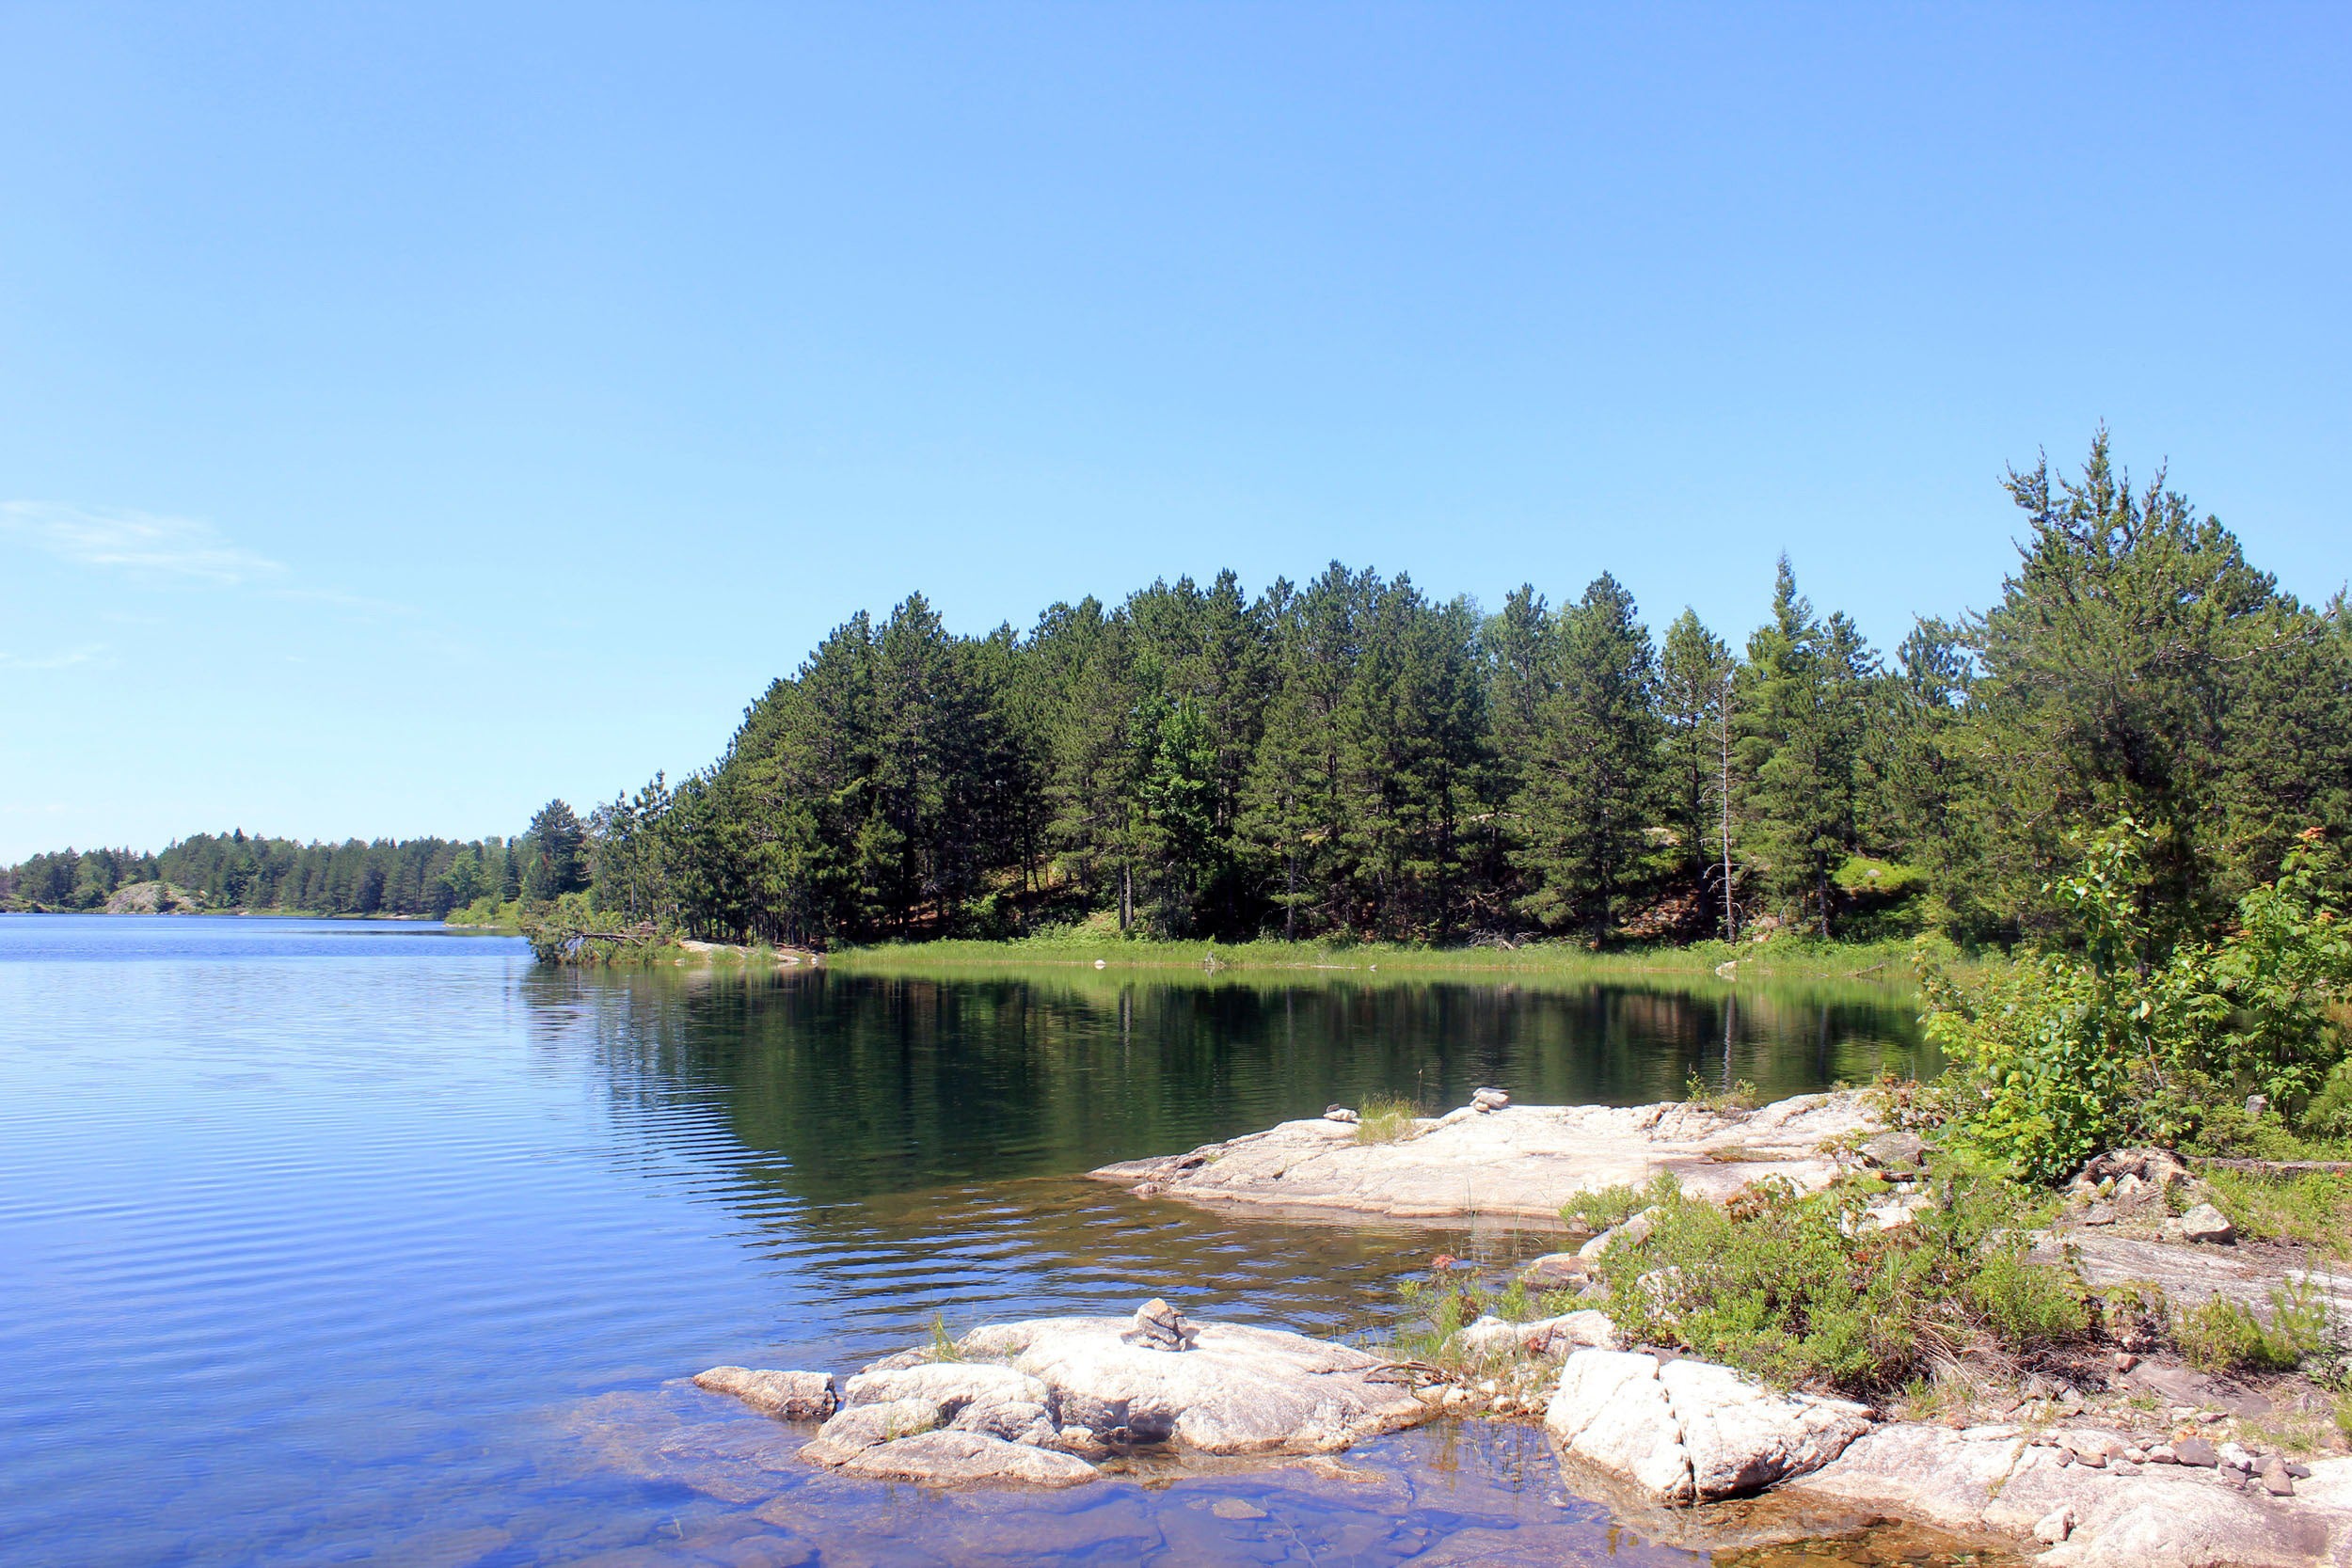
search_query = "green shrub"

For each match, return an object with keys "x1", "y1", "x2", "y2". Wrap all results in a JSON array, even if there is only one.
[
  {"x1": 1920, "y1": 820, "x2": 2352, "y2": 1182},
  {"x1": 1561, "y1": 1178, "x2": 1665, "y2": 1235},
  {"x1": 1596, "y1": 1167, "x2": 2085, "y2": 1397}
]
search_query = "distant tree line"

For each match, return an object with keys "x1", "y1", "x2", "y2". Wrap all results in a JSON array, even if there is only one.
[
  {"x1": 569, "y1": 433, "x2": 2351, "y2": 951},
  {"x1": 2, "y1": 831, "x2": 532, "y2": 917}
]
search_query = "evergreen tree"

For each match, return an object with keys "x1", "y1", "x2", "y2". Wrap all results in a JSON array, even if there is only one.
[
  {"x1": 1739, "y1": 558, "x2": 1871, "y2": 936},
  {"x1": 1657, "y1": 609, "x2": 1737, "y2": 937},
  {"x1": 1513, "y1": 574, "x2": 1661, "y2": 939}
]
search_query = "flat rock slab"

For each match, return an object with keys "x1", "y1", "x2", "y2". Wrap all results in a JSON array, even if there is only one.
[
  {"x1": 1089, "y1": 1092, "x2": 1877, "y2": 1222},
  {"x1": 836, "y1": 1429, "x2": 1099, "y2": 1488},
  {"x1": 1792, "y1": 1422, "x2": 2352, "y2": 1568},
  {"x1": 962, "y1": 1316, "x2": 1431, "y2": 1454},
  {"x1": 1544, "y1": 1349, "x2": 1872, "y2": 1503},
  {"x1": 787, "y1": 1307, "x2": 1438, "y2": 1491},
  {"x1": 2037, "y1": 1229, "x2": 2352, "y2": 1321}
]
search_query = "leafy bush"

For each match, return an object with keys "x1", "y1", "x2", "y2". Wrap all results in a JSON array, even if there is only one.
[
  {"x1": 1595, "y1": 1167, "x2": 2083, "y2": 1397},
  {"x1": 1920, "y1": 820, "x2": 2352, "y2": 1181}
]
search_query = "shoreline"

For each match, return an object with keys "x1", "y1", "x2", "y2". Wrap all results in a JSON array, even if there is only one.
[
  {"x1": 822, "y1": 933, "x2": 1951, "y2": 988},
  {"x1": 1054, "y1": 1093, "x2": 2351, "y2": 1562}
]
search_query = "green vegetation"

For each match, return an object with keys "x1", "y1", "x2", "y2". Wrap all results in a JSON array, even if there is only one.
[
  {"x1": 542, "y1": 431, "x2": 2352, "y2": 966},
  {"x1": 2198, "y1": 1167, "x2": 2352, "y2": 1259},
  {"x1": 1581, "y1": 1169, "x2": 2086, "y2": 1397},
  {"x1": 0, "y1": 831, "x2": 516, "y2": 918},
  {"x1": 2, "y1": 800, "x2": 597, "y2": 926},
  {"x1": 824, "y1": 929, "x2": 1943, "y2": 983},
  {"x1": 1919, "y1": 820, "x2": 2352, "y2": 1181},
  {"x1": 1354, "y1": 1094, "x2": 1424, "y2": 1145},
  {"x1": 2175, "y1": 1283, "x2": 2333, "y2": 1375},
  {"x1": 12, "y1": 430, "x2": 2344, "y2": 982}
]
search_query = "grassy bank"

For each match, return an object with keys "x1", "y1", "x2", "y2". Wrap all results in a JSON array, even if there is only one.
[{"x1": 825, "y1": 932, "x2": 1954, "y2": 989}]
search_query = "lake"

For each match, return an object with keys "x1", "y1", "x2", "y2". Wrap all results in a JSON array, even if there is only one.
[{"x1": 0, "y1": 915, "x2": 1961, "y2": 1567}]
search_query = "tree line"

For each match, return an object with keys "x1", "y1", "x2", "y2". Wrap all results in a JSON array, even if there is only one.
[
  {"x1": 9, "y1": 433, "x2": 2344, "y2": 950},
  {"x1": 0, "y1": 827, "x2": 586, "y2": 917},
  {"x1": 573, "y1": 433, "x2": 2349, "y2": 951}
]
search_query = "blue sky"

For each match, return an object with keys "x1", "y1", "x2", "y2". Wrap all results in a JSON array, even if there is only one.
[{"x1": 2, "y1": 3, "x2": 2345, "y2": 861}]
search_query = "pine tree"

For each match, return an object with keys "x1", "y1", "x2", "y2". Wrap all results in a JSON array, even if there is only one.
[
  {"x1": 1739, "y1": 558, "x2": 1871, "y2": 936},
  {"x1": 1657, "y1": 608, "x2": 1737, "y2": 936},
  {"x1": 1513, "y1": 575, "x2": 1661, "y2": 940}
]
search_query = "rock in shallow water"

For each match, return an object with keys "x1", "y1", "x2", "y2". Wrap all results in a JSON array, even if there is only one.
[
  {"x1": 691, "y1": 1367, "x2": 840, "y2": 1421},
  {"x1": 964, "y1": 1314, "x2": 1429, "y2": 1453},
  {"x1": 835, "y1": 1429, "x2": 1100, "y2": 1487},
  {"x1": 787, "y1": 1306, "x2": 1438, "y2": 1489}
]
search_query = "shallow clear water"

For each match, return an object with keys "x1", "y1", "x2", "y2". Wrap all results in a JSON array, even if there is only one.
[{"x1": 0, "y1": 916, "x2": 1949, "y2": 1567}]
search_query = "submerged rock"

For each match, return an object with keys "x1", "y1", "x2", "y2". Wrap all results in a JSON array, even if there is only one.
[
  {"x1": 835, "y1": 1429, "x2": 1099, "y2": 1487},
  {"x1": 691, "y1": 1366, "x2": 839, "y2": 1421}
]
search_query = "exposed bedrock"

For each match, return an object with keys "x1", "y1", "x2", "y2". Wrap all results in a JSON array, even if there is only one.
[
  {"x1": 1089, "y1": 1091, "x2": 1881, "y2": 1221},
  {"x1": 696, "y1": 1300, "x2": 1438, "y2": 1489},
  {"x1": 1541, "y1": 1346, "x2": 2352, "y2": 1567}
]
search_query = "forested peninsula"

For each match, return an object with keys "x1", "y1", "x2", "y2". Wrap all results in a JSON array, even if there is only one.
[
  {"x1": 8, "y1": 434, "x2": 2347, "y2": 957},
  {"x1": 557, "y1": 434, "x2": 2351, "y2": 958}
]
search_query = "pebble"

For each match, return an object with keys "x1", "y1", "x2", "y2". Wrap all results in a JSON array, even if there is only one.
[
  {"x1": 2259, "y1": 1458, "x2": 2296, "y2": 1497},
  {"x1": 2147, "y1": 1445, "x2": 2178, "y2": 1465}
]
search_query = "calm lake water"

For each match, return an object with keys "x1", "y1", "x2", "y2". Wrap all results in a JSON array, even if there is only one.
[{"x1": 0, "y1": 916, "x2": 1953, "y2": 1567}]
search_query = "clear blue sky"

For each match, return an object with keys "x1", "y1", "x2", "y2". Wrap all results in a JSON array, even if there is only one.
[{"x1": 3, "y1": 4, "x2": 2345, "y2": 861}]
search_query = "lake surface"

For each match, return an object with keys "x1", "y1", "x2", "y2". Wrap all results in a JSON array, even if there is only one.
[{"x1": 0, "y1": 916, "x2": 1959, "y2": 1567}]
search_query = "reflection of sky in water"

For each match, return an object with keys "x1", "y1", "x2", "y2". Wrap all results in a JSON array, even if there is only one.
[{"x1": 0, "y1": 917, "x2": 1967, "y2": 1567}]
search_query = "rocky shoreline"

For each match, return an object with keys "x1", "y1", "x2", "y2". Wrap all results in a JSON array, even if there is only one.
[{"x1": 686, "y1": 1093, "x2": 2352, "y2": 1566}]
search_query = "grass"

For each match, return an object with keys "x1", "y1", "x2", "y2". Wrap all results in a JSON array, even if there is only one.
[
  {"x1": 2175, "y1": 1281, "x2": 2334, "y2": 1375},
  {"x1": 2198, "y1": 1167, "x2": 2352, "y2": 1259},
  {"x1": 1356, "y1": 1093, "x2": 1425, "y2": 1145},
  {"x1": 1683, "y1": 1070, "x2": 1763, "y2": 1114},
  {"x1": 1560, "y1": 1180, "x2": 1656, "y2": 1236},
  {"x1": 825, "y1": 931, "x2": 1960, "y2": 989}
]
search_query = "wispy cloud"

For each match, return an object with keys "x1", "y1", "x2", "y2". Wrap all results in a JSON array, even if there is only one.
[
  {"x1": 0, "y1": 642, "x2": 110, "y2": 671},
  {"x1": 0, "y1": 500, "x2": 286, "y2": 586}
]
